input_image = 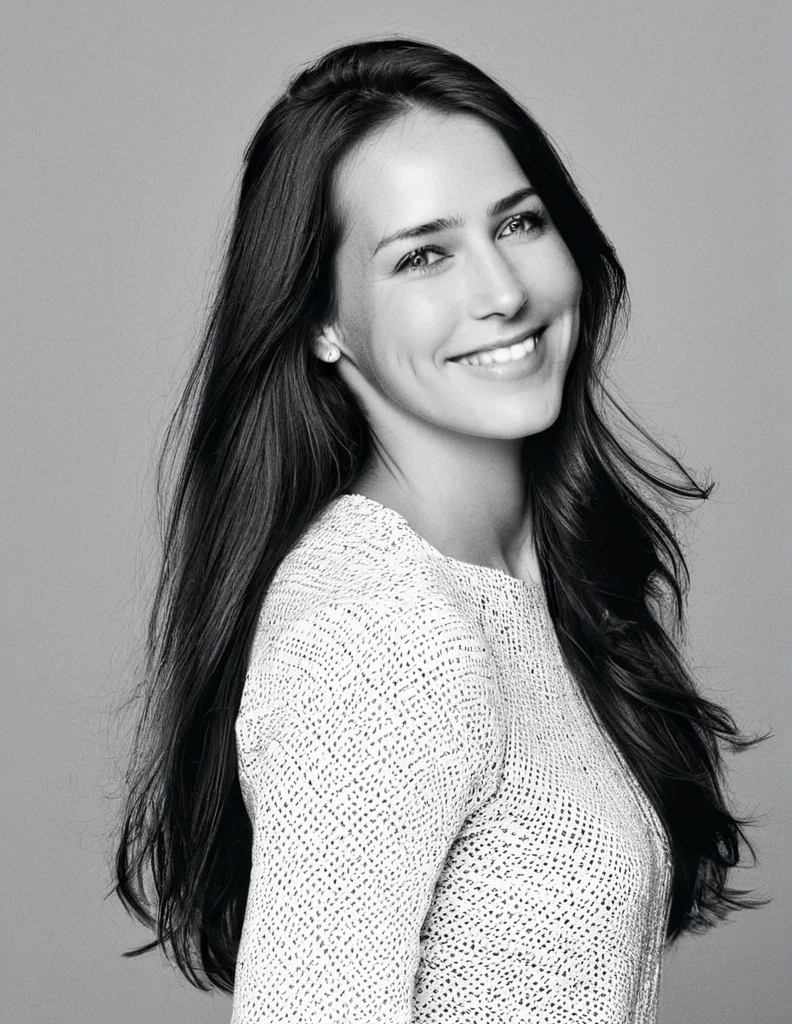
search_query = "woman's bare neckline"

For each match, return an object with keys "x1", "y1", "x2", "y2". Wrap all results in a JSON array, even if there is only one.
[{"x1": 336, "y1": 491, "x2": 543, "y2": 593}]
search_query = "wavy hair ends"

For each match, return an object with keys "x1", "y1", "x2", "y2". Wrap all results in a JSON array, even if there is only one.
[{"x1": 110, "y1": 36, "x2": 764, "y2": 994}]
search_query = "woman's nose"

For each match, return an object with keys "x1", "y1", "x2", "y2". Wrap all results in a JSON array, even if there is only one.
[{"x1": 465, "y1": 244, "x2": 528, "y2": 320}]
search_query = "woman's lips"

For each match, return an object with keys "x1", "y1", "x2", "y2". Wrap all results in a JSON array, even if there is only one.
[
  {"x1": 448, "y1": 332, "x2": 547, "y2": 380},
  {"x1": 450, "y1": 327, "x2": 545, "y2": 363}
]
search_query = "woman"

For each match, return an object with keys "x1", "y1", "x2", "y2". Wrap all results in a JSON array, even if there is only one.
[{"x1": 112, "y1": 37, "x2": 760, "y2": 1023}]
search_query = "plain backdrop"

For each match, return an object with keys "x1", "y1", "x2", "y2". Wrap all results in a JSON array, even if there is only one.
[{"x1": 2, "y1": 2, "x2": 788, "y2": 1022}]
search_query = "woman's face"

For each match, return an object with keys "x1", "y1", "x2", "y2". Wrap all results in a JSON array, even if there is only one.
[{"x1": 324, "y1": 107, "x2": 582, "y2": 446}]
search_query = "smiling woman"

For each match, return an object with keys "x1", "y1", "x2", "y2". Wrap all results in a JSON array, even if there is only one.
[
  {"x1": 111, "y1": 37, "x2": 761, "y2": 1024},
  {"x1": 326, "y1": 110, "x2": 581, "y2": 498}
]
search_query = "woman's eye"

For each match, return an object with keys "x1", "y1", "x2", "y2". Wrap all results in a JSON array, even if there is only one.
[
  {"x1": 500, "y1": 210, "x2": 548, "y2": 238},
  {"x1": 396, "y1": 211, "x2": 547, "y2": 276},
  {"x1": 398, "y1": 247, "x2": 446, "y2": 275}
]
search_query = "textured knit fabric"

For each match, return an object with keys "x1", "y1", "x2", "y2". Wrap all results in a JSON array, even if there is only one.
[{"x1": 230, "y1": 492, "x2": 672, "y2": 1024}]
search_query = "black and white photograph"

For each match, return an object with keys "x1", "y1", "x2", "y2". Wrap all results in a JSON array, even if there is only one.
[{"x1": 2, "y1": 3, "x2": 787, "y2": 1022}]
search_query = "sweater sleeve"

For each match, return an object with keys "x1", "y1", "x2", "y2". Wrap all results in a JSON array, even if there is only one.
[{"x1": 230, "y1": 597, "x2": 501, "y2": 1024}]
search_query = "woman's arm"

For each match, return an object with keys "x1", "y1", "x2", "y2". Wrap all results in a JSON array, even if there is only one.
[{"x1": 230, "y1": 597, "x2": 500, "y2": 1024}]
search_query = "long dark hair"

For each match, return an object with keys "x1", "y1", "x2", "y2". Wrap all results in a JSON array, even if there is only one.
[{"x1": 111, "y1": 36, "x2": 761, "y2": 994}]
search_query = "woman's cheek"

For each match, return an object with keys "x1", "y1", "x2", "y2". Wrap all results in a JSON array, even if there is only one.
[
  {"x1": 557, "y1": 243, "x2": 583, "y2": 303},
  {"x1": 398, "y1": 291, "x2": 451, "y2": 347}
]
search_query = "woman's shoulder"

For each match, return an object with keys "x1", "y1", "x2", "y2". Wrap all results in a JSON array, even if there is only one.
[
  {"x1": 248, "y1": 578, "x2": 484, "y2": 695},
  {"x1": 239, "y1": 497, "x2": 502, "y2": 728},
  {"x1": 238, "y1": 578, "x2": 506, "y2": 793},
  {"x1": 256, "y1": 493, "x2": 474, "y2": 639}
]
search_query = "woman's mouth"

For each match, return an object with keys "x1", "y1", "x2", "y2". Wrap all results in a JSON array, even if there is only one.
[
  {"x1": 448, "y1": 330, "x2": 546, "y2": 380},
  {"x1": 454, "y1": 332, "x2": 541, "y2": 366}
]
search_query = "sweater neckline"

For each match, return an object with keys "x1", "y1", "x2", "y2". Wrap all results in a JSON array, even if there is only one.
[{"x1": 335, "y1": 492, "x2": 544, "y2": 596}]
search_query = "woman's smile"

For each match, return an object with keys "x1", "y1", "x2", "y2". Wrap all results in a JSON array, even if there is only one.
[
  {"x1": 448, "y1": 330, "x2": 546, "y2": 379},
  {"x1": 452, "y1": 330, "x2": 542, "y2": 365}
]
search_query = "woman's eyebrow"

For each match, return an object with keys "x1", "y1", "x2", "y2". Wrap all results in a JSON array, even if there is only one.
[{"x1": 370, "y1": 186, "x2": 537, "y2": 258}]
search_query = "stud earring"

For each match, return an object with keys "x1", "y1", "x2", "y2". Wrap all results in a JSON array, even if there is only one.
[{"x1": 321, "y1": 344, "x2": 340, "y2": 363}]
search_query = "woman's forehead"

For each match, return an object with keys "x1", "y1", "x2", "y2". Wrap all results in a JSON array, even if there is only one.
[{"x1": 332, "y1": 109, "x2": 528, "y2": 251}]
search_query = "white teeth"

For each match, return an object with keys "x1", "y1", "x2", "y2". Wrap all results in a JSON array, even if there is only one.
[{"x1": 458, "y1": 335, "x2": 538, "y2": 366}]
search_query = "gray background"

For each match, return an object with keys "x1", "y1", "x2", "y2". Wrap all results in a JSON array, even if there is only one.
[{"x1": 2, "y1": 1, "x2": 788, "y2": 1022}]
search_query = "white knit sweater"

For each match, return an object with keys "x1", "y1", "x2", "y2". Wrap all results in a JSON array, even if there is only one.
[{"x1": 230, "y1": 492, "x2": 672, "y2": 1024}]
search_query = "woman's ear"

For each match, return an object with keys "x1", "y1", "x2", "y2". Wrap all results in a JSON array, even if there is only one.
[{"x1": 313, "y1": 323, "x2": 343, "y2": 363}]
